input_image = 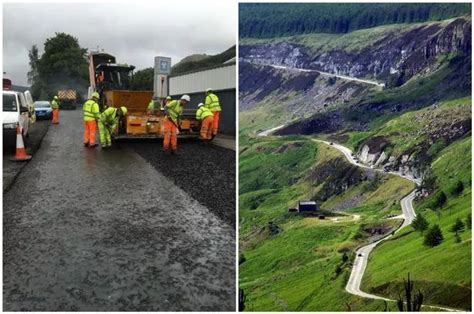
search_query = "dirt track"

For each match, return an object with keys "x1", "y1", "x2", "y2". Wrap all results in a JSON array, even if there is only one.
[{"x1": 3, "y1": 110, "x2": 235, "y2": 311}]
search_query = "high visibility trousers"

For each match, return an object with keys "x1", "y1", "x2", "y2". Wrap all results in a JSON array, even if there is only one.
[
  {"x1": 83, "y1": 120, "x2": 97, "y2": 145},
  {"x1": 163, "y1": 118, "x2": 178, "y2": 151},
  {"x1": 98, "y1": 120, "x2": 112, "y2": 147},
  {"x1": 52, "y1": 109, "x2": 59, "y2": 124},
  {"x1": 200, "y1": 116, "x2": 214, "y2": 140},
  {"x1": 211, "y1": 111, "x2": 220, "y2": 135}
]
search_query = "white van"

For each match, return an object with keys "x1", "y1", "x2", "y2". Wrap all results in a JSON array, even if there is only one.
[{"x1": 3, "y1": 90, "x2": 30, "y2": 143}]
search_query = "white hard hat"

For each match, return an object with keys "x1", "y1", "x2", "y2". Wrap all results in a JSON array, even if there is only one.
[
  {"x1": 180, "y1": 94, "x2": 190, "y2": 102},
  {"x1": 206, "y1": 88, "x2": 212, "y2": 93},
  {"x1": 198, "y1": 103, "x2": 204, "y2": 107}
]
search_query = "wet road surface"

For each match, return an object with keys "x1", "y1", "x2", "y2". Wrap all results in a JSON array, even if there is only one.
[
  {"x1": 3, "y1": 120, "x2": 50, "y2": 192},
  {"x1": 3, "y1": 110, "x2": 236, "y2": 311}
]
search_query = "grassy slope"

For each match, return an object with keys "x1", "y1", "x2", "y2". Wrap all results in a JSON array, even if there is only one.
[
  {"x1": 342, "y1": 96, "x2": 471, "y2": 153},
  {"x1": 171, "y1": 45, "x2": 235, "y2": 75},
  {"x1": 362, "y1": 137, "x2": 472, "y2": 310},
  {"x1": 240, "y1": 137, "x2": 415, "y2": 311},
  {"x1": 240, "y1": 19, "x2": 455, "y2": 54}
]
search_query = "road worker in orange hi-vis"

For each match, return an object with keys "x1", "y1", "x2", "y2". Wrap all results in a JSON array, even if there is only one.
[
  {"x1": 83, "y1": 92, "x2": 101, "y2": 147},
  {"x1": 196, "y1": 103, "x2": 214, "y2": 141},
  {"x1": 204, "y1": 88, "x2": 221, "y2": 138},
  {"x1": 163, "y1": 95, "x2": 190, "y2": 155},
  {"x1": 51, "y1": 95, "x2": 60, "y2": 124}
]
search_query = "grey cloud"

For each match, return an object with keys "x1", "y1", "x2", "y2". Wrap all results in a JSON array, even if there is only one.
[{"x1": 3, "y1": 1, "x2": 236, "y2": 86}]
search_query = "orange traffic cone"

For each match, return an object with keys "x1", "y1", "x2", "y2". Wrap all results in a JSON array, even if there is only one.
[{"x1": 11, "y1": 123, "x2": 32, "y2": 161}]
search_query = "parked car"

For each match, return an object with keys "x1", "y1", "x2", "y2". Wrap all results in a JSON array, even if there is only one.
[
  {"x1": 3, "y1": 90, "x2": 30, "y2": 144},
  {"x1": 34, "y1": 101, "x2": 53, "y2": 120}
]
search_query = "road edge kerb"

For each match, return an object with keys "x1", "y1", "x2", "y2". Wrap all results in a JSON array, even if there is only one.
[{"x1": 3, "y1": 123, "x2": 51, "y2": 193}]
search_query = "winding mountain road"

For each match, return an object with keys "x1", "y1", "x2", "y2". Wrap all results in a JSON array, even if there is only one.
[
  {"x1": 312, "y1": 139, "x2": 461, "y2": 312},
  {"x1": 269, "y1": 64, "x2": 386, "y2": 87}
]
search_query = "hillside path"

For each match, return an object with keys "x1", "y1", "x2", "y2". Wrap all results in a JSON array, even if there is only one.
[
  {"x1": 311, "y1": 139, "x2": 461, "y2": 312},
  {"x1": 268, "y1": 64, "x2": 386, "y2": 87}
]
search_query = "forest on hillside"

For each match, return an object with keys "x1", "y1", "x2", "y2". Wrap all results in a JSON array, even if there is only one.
[{"x1": 239, "y1": 3, "x2": 471, "y2": 38}]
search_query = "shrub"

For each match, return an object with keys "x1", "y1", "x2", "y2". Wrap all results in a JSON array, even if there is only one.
[{"x1": 424, "y1": 224, "x2": 444, "y2": 247}]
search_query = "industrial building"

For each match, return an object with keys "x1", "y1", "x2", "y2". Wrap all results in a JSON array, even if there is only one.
[{"x1": 168, "y1": 62, "x2": 236, "y2": 135}]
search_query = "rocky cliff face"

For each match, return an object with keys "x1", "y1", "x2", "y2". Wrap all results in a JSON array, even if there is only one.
[
  {"x1": 240, "y1": 18, "x2": 471, "y2": 84},
  {"x1": 239, "y1": 62, "x2": 369, "y2": 122},
  {"x1": 353, "y1": 103, "x2": 471, "y2": 178}
]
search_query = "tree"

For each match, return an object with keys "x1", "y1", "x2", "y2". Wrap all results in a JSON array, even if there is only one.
[
  {"x1": 434, "y1": 191, "x2": 447, "y2": 208},
  {"x1": 130, "y1": 67, "x2": 154, "y2": 91},
  {"x1": 33, "y1": 32, "x2": 89, "y2": 100},
  {"x1": 412, "y1": 213, "x2": 429, "y2": 235},
  {"x1": 424, "y1": 224, "x2": 443, "y2": 247},
  {"x1": 239, "y1": 289, "x2": 246, "y2": 311},
  {"x1": 450, "y1": 180, "x2": 464, "y2": 196},
  {"x1": 27, "y1": 45, "x2": 39, "y2": 84},
  {"x1": 466, "y1": 213, "x2": 471, "y2": 230},
  {"x1": 450, "y1": 218, "x2": 465, "y2": 236},
  {"x1": 397, "y1": 273, "x2": 423, "y2": 311},
  {"x1": 342, "y1": 252, "x2": 349, "y2": 263}
]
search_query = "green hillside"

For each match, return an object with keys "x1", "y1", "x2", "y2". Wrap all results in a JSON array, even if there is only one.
[
  {"x1": 239, "y1": 5, "x2": 471, "y2": 311},
  {"x1": 240, "y1": 137, "x2": 415, "y2": 311},
  {"x1": 342, "y1": 96, "x2": 471, "y2": 155},
  {"x1": 171, "y1": 45, "x2": 235, "y2": 75},
  {"x1": 362, "y1": 137, "x2": 472, "y2": 310}
]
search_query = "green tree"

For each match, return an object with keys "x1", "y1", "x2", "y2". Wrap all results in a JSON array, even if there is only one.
[
  {"x1": 342, "y1": 252, "x2": 349, "y2": 263},
  {"x1": 424, "y1": 224, "x2": 443, "y2": 247},
  {"x1": 450, "y1": 218, "x2": 465, "y2": 236},
  {"x1": 434, "y1": 191, "x2": 447, "y2": 208},
  {"x1": 450, "y1": 180, "x2": 464, "y2": 196},
  {"x1": 130, "y1": 67, "x2": 154, "y2": 91},
  {"x1": 33, "y1": 32, "x2": 89, "y2": 100},
  {"x1": 412, "y1": 212, "x2": 429, "y2": 235},
  {"x1": 239, "y1": 289, "x2": 246, "y2": 311},
  {"x1": 27, "y1": 45, "x2": 39, "y2": 85},
  {"x1": 466, "y1": 213, "x2": 471, "y2": 230},
  {"x1": 28, "y1": 45, "x2": 46, "y2": 99}
]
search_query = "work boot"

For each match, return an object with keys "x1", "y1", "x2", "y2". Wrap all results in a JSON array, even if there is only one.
[
  {"x1": 84, "y1": 143, "x2": 89, "y2": 147},
  {"x1": 90, "y1": 143, "x2": 98, "y2": 148},
  {"x1": 171, "y1": 150, "x2": 179, "y2": 156}
]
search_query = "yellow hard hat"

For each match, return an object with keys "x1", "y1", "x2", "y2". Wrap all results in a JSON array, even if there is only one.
[{"x1": 120, "y1": 106, "x2": 128, "y2": 115}]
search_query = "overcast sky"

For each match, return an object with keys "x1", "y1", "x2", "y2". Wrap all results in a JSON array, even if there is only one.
[{"x1": 3, "y1": 1, "x2": 236, "y2": 86}]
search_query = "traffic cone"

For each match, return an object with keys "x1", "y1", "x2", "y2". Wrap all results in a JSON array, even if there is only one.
[{"x1": 11, "y1": 123, "x2": 32, "y2": 161}]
